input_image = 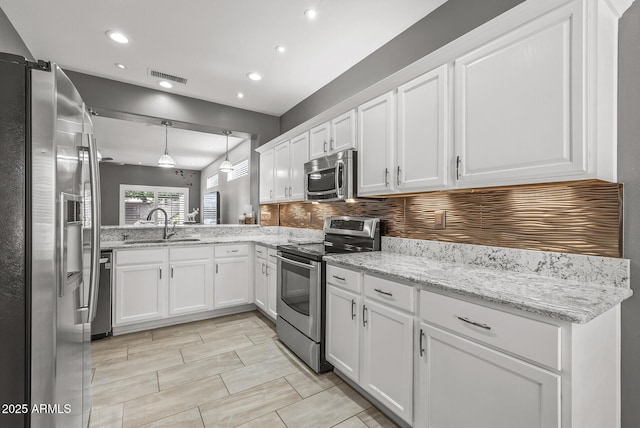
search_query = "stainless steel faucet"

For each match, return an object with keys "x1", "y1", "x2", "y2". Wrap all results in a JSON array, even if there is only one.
[{"x1": 146, "y1": 207, "x2": 177, "y2": 240}]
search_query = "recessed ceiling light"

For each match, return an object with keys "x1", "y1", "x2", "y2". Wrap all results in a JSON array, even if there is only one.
[
  {"x1": 275, "y1": 45, "x2": 286, "y2": 53},
  {"x1": 237, "y1": 92, "x2": 244, "y2": 99},
  {"x1": 158, "y1": 80, "x2": 173, "y2": 89},
  {"x1": 305, "y1": 9, "x2": 317, "y2": 19},
  {"x1": 115, "y1": 63, "x2": 126, "y2": 69},
  {"x1": 106, "y1": 30, "x2": 129, "y2": 44},
  {"x1": 246, "y1": 72, "x2": 262, "y2": 81},
  {"x1": 138, "y1": 161, "x2": 142, "y2": 165}
]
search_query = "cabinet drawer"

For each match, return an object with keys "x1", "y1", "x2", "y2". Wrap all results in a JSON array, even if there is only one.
[
  {"x1": 116, "y1": 248, "x2": 166, "y2": 265},
  {"x1": 215, "y1": 244, "x2": 249, "y2": 258},
  {"x1": 267, "y1": 248, "x2": 278, "y2": 265},
  {"x1": 327, "y1": 264, "x2": 361, "y2": 293},
  {"x1": 364, "y1": 275, "x2": 414, "y2": 313},
  {"x1": 420, "y1": 290, "x2": 561, "y2": 370},
  {"x1": 255, "y1": 245, "x2": 267, "y2": 260},
  {"x1": 170, "y1": 246, "x2": 212, "y2": 262}
]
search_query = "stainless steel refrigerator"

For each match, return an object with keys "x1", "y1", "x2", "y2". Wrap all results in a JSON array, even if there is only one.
[{"x1": 0, "y1": 53, "x2": 101, "y2": 428}]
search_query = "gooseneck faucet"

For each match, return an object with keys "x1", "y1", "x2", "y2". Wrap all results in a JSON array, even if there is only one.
[{"x1": 146, "y1": 207, "x2": 177, "y2": 240}]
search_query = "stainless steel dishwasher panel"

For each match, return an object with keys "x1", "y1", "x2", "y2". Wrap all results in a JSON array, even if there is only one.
[{"x1": 91, "y1": 252, "x2": 112, "y2": 339}]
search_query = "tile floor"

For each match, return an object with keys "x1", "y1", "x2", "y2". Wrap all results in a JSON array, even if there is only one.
[{"x1": 89, "y1": 310, "x2": 398, "y2": 428}]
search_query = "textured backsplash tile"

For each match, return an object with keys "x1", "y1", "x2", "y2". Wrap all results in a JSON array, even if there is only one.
[{"x1": 260, "y1": 180, "x2": 622, "y2": 257}]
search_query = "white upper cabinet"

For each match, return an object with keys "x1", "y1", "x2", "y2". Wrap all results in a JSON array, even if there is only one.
[
  {"x1": 289, "y1": 132, "x2": 309, "y2": 200},
  {"x1": 357, "y1": 92, "x2": 395, "y2": 196},
  {"x1": 274, "y1": 141, "x2": 290, "y2": 202},
  {"x1": 309, "y1": 110, "x2": 356, "y2": 160},
  {"x1": 397, "y1": 64, "x2": 449, "y2": 191},
  {"x1": 259, "y1": 148, "x2": 275, "y2": 203},
  {"x1": 454, "y1": 1, "x2": 586, "y2": 186}
]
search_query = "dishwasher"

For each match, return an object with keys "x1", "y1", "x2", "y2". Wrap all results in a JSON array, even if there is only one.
[{"x1": 91, "y1": 251, "x2": 112, "y2": 339}]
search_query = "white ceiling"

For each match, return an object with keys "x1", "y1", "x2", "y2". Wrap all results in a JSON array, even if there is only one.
[
  {"x1": 92, "y1": 116, "x2": 245, "y2": 170},
  {"x1": 1, "y1": 0, "x2": 447, "y2": 116}
]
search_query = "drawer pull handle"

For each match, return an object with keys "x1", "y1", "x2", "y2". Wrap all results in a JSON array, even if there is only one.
[
  {"x1": 351, "y1": 299, "x2": 356, "y2": 320},
  {"x1": 457, "y1": 316, "x2": 491, "y2": 331},
  {"x1": 228, "y1": 250, "x2": 239, "y2": 253},
  {"x1": 374, "y1": 288, "x2": 393, "y2": 297},
  {"x1": 419, "y1": 328, "x2": 425, "y2": 357},
  {"x1": 333, "y1": 275, "x2": 346, "y2": 281},
  {"x1": 362, "y1": 305, "x2": 368, "y2": 326}
]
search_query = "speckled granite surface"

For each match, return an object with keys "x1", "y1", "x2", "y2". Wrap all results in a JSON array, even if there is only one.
[{"x1": 324, "y1": 252, "x2": 632, "y2": 324}]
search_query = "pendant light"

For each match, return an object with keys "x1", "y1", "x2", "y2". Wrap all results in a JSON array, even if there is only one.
[
  {"x1": 219, "y1": 130, "x2": 234, "y2": 173},
  {"x1": 157, "y1": 120, "x2": 176, "y2": 168}
]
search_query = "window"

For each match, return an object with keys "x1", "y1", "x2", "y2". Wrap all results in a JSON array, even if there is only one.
[
  {"x1": 202, "y1": 191, "x2": 220, "y2": 225},
  {"x1": 227, "y1": 158, "x2": 249, "y2": 181},
  {"x1": 119, "y1": 185, "x2": 189, "y2": 226},
  {"x1": 206, "y1": 173, "x2": 219, "y2": 188}
]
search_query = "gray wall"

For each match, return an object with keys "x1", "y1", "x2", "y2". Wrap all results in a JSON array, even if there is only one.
[
  {"x1": 280, "y1": 0, "x2": 526, "y2": 132},
  {"x1": 100, "y1": 163, "x2": 200, "y2": 225},
  {"x1": 0, "y1": 7, "x2": 33, "y2": 60},
  {"x1": 618, "y1": 3, "x2": 640, "y2": 427}
]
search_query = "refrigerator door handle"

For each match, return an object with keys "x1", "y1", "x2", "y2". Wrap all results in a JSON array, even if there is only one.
[{"x1": 86, "y1": 133, "x2": 101, "y2": 323}]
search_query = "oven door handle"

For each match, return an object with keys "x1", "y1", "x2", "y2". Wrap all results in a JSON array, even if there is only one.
[{"x1": 275, "y1": 255, "x2": 317, "y2": 270}]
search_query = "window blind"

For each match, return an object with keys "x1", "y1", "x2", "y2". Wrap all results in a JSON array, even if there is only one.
[{"x1": 227, "y1": 158, "x2": 249, "y2": 181}]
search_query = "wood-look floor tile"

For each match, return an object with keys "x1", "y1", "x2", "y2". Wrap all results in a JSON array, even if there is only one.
[
  {"x1": 245, "y1": 327, "x2": 277, "y2": 345},
  {"x1": 92, "y1": 350, "x2": 183, "y2": 386},
  {"x1": 235, "y1": 340, "x2": 288, "y2": 366},
  {"x1": 220, "y1": 355, "x2": 303, "y2": 394},
  {"x1": 198, "y1": 320, "x2": 264, "y2": 343},
  {"x1": 92, "y1": 331, "x2": 152, "y2": 352},
  {"x1": 277, "y1": 383, "x2": 372, "y2": 428},
  {"x1": 89, "y1": 403, "x2": 123, "y2": 428},
  {"x1": 157, "y1": 352, "x2": 243, "y2": 391},
  {"x1": 213, "y1": 311, "x2": 260, "y2": 326},
  {"x1": 139, "y1": 407, "x2": 204, "y2": 428},
  {"x1": 200, "y1": 378, "x2": 300, "y2": 427},
  {"x1": 356, "y1": 407, "x2": 398, "y2": 427},
  {"x1": 151, "y1": 319, "x2": 216, "y2": 340},
  {"x1": 123, "y1": 376, "x2": 228, "y2": 428},
  {"x1": 332, "y1": 417, "x2": 368, "y2": 428},
  {"x1": 127, "y1": 333, "x2": 203, "y2": 359},
  {"x1": 92, "y1": 347, "x2": 128, "y2": 368},
  {"x1": 285, "y1": 368, "x2": 343, "y2": 398},
  {"x1": 180, "y1": 334, "x2": 254, "y2": 363},
  {"x1": 92, "y1": 372, "x2": 158, "y2": 407},
  {"x1": 235, "y1": 412, "x2": 286, "y2": 428}
]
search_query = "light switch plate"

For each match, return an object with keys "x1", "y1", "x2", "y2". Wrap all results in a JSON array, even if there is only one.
[{"x1": 434, "y1": 210, "x2": 446, "y2": 229}]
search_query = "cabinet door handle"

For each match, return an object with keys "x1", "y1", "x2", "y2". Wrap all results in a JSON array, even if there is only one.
[
  {"x1": 329, "y1": 138, "x2": 334, "y2": 151},
  {"x1": 351, "y1": 299, "x2": 356, "y2": 320},
  {"x1": 171, "y1": 265, "x2": 174, "y2": 278},
  {"x1": 284, "y1": 186, "x2": 288, "y2": 197},
  {"x1": 159, "y1": 267, "x2": 162, "y2": 279},
  {"x1": 265, "y1": 265, "x2": 269, "y2": 276},
  {"x1": 384, "y1": 168, "x2": 389, "y2": 187},
  {"x1": 374, "y1": 288, "x2": 393, "y2": 297},
  {"x1": 324, "y1": 140, "x2": 327, "y2": 152},
  {"x1": 216, "y1": 263, "x2": 219, "y2": 274},
  {"x1": 262, "y1": 263, "x2": 265, "y2": 274},
  {"x1": 457, "y1": 316, "x2": 491, "y2": 331},
  {"x1": 397, "y1": 165, "x2": 401, "y2": 186},
  {"x1": 362, "y1": 305, "x2": 368, "y2": 326},
  {"x1": 332, "y1": 275, "x2": 346, "y2": 281},
  {"x1": 456, "y1": 156, "x2": 461, "y2": 180},
  {"x1": 419, "y1": 328, "x2": 425, "y2": 357},
  {"x1": 289, "y1": 186, "x2": 292, "y2": 197}
]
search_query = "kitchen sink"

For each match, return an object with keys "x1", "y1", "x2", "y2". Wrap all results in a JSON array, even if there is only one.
[{"x1": 124, "y1": 238, "x2": 202, "y2": 244}]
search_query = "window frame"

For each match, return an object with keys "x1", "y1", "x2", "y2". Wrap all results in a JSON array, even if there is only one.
[{"x1": 119, "y1": 184, "x2": 189, "y2": 226}]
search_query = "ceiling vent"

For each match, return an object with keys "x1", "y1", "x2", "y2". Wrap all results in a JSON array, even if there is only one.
[{"x1": 148, "y1": 68, "x2": 188, "y2": 85}]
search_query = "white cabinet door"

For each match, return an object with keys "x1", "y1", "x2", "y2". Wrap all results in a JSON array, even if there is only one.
[
  {"x1": 274, "y1": 141, "x2": 291, "y2": 202},
  {"x1": 361, "y1": 299, "x2": 413, "y2": 424},
  {"x1": 331, "y1": 109, "x2": 356, "y2": 153},
  {"x1": 259, "y1": 148, "x2": 275, "y2": 203},
  {"x1": 397, "y1": 64, "x2": 449, "y2": 191},
  {"x1": 214, "y1": 257, "x2": 250, "y2": 308},
  {"x1": 254, "y1": 259, "x2": 267, "y2": 311},
  {"x1": 357, "y1": 91, "x2": 395, "y2": 196},
  {"x1": 454, "y1": 2, "x2": 586, "y2": 186},
  {"x1": 417, "y1": 323, "x2": 560, "y2": 428},
  {"x1": 114, "y1": 263, "x2": 166, "y2": 325},
  {"x1": 310, "y1": 121, "x2": 330, "y2": 159},
  {"x1": 326, "y1": 284, "x2": 360, "y2": 383},
  {"x1": 169, "y1": 259, "x2": 212, "y2": 315},
  {"x1": 289, "y1": 132, "x2": 309, "y2": 201},
  {"x1": 266, "y1": 261, "x2": 278, "y2": 321}
]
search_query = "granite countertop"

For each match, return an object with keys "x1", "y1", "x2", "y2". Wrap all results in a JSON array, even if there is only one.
[
  {"x1": 324, "y1": 252, "x2": 632, "y2": 324},
  {"x1": 101, "y1": 236, "x2": 291, "y2": 250}
]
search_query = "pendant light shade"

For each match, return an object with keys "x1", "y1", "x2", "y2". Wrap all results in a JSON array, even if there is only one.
[
  {"x1": 219, "y1": 130, "x2": 234, "y2": 173},
  {"x1": 158, "y1": 120, "x2": 176, "y2": 168}
]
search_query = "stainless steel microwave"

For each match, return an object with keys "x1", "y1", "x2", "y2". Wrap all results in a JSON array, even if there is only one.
[{"x1": 304, "y1": 149, "x2": 356, "y2": 202}]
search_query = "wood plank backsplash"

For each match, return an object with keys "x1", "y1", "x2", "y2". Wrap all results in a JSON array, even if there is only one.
[{"x1": 260, "y1": 180, "x2": 622, "y2": 257}]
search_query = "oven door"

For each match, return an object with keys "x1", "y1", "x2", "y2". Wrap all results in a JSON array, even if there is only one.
[{"x1": 276, "y1": 252, "x2": 322, "y2": 342}]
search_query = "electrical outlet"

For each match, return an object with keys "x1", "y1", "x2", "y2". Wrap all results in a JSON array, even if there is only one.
[{"x1": 434, "y1": 210, "x2": 446, "y2": 229}]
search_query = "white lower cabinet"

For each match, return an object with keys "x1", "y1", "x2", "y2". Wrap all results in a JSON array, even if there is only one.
[
  {"x1": 417, "y1": 322, "x2": 560, "y2": 428},
  {"x1": 114, "y1": 261, "x2": 167, "y2": 325},
  {"x1": 169, "y1": 247, "x2": 213, "y2": 316},
  {"x1": 326, "y1": 284, "x2": 360, "y2": 382},
  {"x1": 214, "y1": 244, "x2": 251, "y2": 309},
  {"x1": 254, "y1": 245, "x2": 277, "y2": 321},
  {"x1": 266, "y1": 248, "x2": 278, "y2": 320},
  {"x1": 254, "y1": 258, "x2": 267, "y2": 311}
]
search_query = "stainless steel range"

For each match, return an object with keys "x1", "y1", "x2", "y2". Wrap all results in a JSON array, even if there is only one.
[{"x1": 276, "y1": 216, "x2": 381, "y2": 373}]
